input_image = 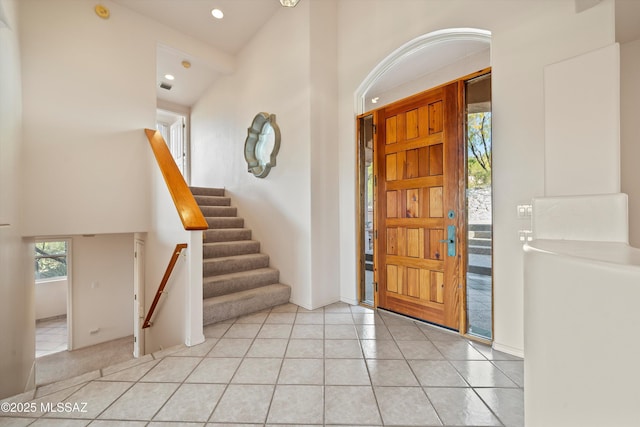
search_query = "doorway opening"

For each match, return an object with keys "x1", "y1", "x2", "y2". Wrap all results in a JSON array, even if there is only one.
[
  {"x1": 464, "y1": 72, "x2": 493, "y2": 339},
  {"x1": 156, "y1": 109, "x2": 189, "y2": 183},
  {"x1": 353, "y1": 27, "x2": 492, "y2": 335},
  {"x1": 358, "y1": 114, "x2": 375, "y2": 307},
  {"x1": 34, "y1": 238, "x2": 71, "y2": 358}
]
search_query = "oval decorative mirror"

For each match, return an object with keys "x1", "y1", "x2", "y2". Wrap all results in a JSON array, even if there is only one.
[{"x1": 244, "y1": 112, "x2": 281, "y2": 178}]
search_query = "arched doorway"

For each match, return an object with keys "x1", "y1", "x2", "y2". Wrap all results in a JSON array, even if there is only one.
[{"x1": 356, "y1": 28, "x2": 493, "y2": 339}]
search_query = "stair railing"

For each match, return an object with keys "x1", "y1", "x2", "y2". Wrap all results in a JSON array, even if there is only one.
[
  {"x1": 143, "y1": 243, "x2": 188, "y2": 329},
  {"x1": 144, "y1": 129, "x2": 208, "y2": 231}
]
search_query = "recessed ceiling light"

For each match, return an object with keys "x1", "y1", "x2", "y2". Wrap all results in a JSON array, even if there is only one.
[
  {"x1": 164, "y1": 74, "x2": 175, "y2": 81},
  {"x1": 211, "y1": 8, "x2": 224, "y2": 19},
  {"x1": 371, "y1": 97, "x2": 379, "y2": 104}
]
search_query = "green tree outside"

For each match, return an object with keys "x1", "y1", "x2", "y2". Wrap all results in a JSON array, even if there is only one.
[
  {"x1": 467, "y1": 112, "x2": 491, "y2": 188},
  {"x1": 35, "y1": 241, "x2": 67, "y2": 280}
]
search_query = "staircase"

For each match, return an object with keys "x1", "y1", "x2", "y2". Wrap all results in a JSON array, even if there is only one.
[
  {"x1": 190, "y1": 186, "x2": 291, "y2": 325},
  {"x1": 468, "y1": 223, "x2": 492, "y2": 276}
]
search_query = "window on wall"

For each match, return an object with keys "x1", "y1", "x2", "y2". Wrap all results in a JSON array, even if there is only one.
[{"x1": 35, "y1": 241, "x2": 68, "y2": 280}]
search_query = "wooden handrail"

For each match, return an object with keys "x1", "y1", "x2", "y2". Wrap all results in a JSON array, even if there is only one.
[
  {"x1": 144, "y1": 129, "x2": 208, "y2": 230},
  {"x1": 143, "y1": 243, "x2": 188, "y2": 329}
]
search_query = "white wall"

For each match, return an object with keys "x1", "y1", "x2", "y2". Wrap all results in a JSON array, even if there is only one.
[
  {"x1": 18, "y1": 0, "x2": 153, "y2": 236},
  {"x1": 309, "y1": 0, "x2": 341, "y2": 307},
  {"x1": 144, "y1": 150, "x2": 204, "y2": 352},
  {"x1": 0, "y1": 0, "x2": 35, "y2": 399},
  {"x1": 191, "y1": 3, "x2": 315, "y2": 307},
  {"x1": 35, "y1": 278, "x2": 67, "y2": 320},
  {"x1": 621, "y1": 38, "x2": 640, "y2": 247},
  {"x1": 491, "y1": 2, "x2": 614, "y2": 354},
  {"x1": 71, "y1": 234, "x2": 133, "y2": 349},
  {"x1": 544, "y1": 43, "x2": 620, "y2": 196},
  {"x1": 337, "y1": 0, "x2": 615, "y2": 355}
]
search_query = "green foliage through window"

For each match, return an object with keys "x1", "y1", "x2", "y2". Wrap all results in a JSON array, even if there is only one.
[
  {"x1": 467, "y1": 112, "x2": 492, "y2": 188},
  {"x1": 35, "y1": 241, "x2": 67, "y2": 280}
]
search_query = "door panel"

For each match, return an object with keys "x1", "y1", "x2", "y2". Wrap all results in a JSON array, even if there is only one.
[{"x1": 376, "y1": 82, "x2": 462, "y2": 329}]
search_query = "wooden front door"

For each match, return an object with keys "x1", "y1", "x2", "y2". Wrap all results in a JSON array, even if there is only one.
[{"x1": 375, "y1": 82, "x2": 462, "y2": 330}]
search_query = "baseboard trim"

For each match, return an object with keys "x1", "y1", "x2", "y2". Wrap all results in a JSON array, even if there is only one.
[
  {"x1": 340, "y1": 296, "x2": 358, "y2": 306},
  {"x1": 24, "y1": 359, "x2": 36, "y2": 395},
  {"x1": 492, "y1": 341, "x2": 525, "y2": 358}
]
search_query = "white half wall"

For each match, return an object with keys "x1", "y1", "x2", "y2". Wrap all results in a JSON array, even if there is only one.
[
  {"x1": 35, "y1": 278, "x2": 67, "y2": 320},
  {"x1": 143, "y1": 147, "x2": 204, "y2": 353},
  {"x1": 544, "y1": 43, "x2": 620, "y2": 196}
]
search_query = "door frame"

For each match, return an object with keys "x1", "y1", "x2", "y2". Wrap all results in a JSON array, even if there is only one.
[
  {"x1": 460, "y1": 68, "x2": 493, "y2": 343},
  {"x1": 357, "y1": 68, "x2": 493, "y2": 340},
  {"x1": 133, "y1": 238, "x2": 145, "y2": 357}
]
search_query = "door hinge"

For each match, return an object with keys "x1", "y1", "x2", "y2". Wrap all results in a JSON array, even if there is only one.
[
  {"x1": 134, "y1": 336, "x2": 137, "y2": 343},
  {"x1": 374, "y1": 230, "x2": 378, "y2": 239},
  {"x1": 372, "y1": 124, "x2": 377, "y2": 134},
  {"x1": 373, "y1": 175, "x2": 377, "y2": 186},
  {"x1": 134, "y1": 251, "x2": 137, "y2": 259},
  {"x1": 374, "y1": 282, "x2": 378, "y2": 292}
]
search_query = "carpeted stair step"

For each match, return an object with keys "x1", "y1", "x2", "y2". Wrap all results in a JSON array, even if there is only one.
[
  {"x1": 199, "y1": 206, "x2": 237, "y2": 217},
  {"x1": 194, "y1": 195, "x2": 231, "y2": 207},
  {"x1": 206, "y1": 217, "x2": 244, "y2": 229},
  {"x1": 203, "y1": 267, "x2": 280, "y2": 299},
  {"x1": 190, "y1": 186, "x2": 225, "y2": 197},
  {"x1": 203, "y1": 253, "x2": 270, "y2": 277},
  {"x1": 204, "y1": 228, "x2": 252, "y2": 243},
  {"x1": 203, "y1": 240, "x2": 260, "y2": 258},
  {"x1": 203, "y1": 284, "x2": 291, "y2": 325},
  {"x1": 190, "y1": 185, "x2": 291, "y2": 327}
]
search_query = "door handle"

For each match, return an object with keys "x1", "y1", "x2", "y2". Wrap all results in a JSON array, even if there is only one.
[{"x1": 439, "y1": 225, "x2": 456, "y2": 257}]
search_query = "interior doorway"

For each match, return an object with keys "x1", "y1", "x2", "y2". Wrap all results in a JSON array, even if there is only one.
[
  {"x1": 34, "y1": 238, "x2": 72, "y2": 357},
  {"x1": 156, "y1": 109, "x2": 189, "y2": 183}
]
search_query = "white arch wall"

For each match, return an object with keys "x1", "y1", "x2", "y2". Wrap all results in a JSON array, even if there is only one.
[{"x1": 356, "y1": 28, "x2": 491, "y2": 113}]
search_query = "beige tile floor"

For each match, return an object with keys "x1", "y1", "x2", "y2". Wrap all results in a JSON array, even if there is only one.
[
  {"x1": 35, "y1": 317, "x2": 68, "y2": 358},
  {"x1": 2, "y1": 303, "x2": 524, "y2": 426}
]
